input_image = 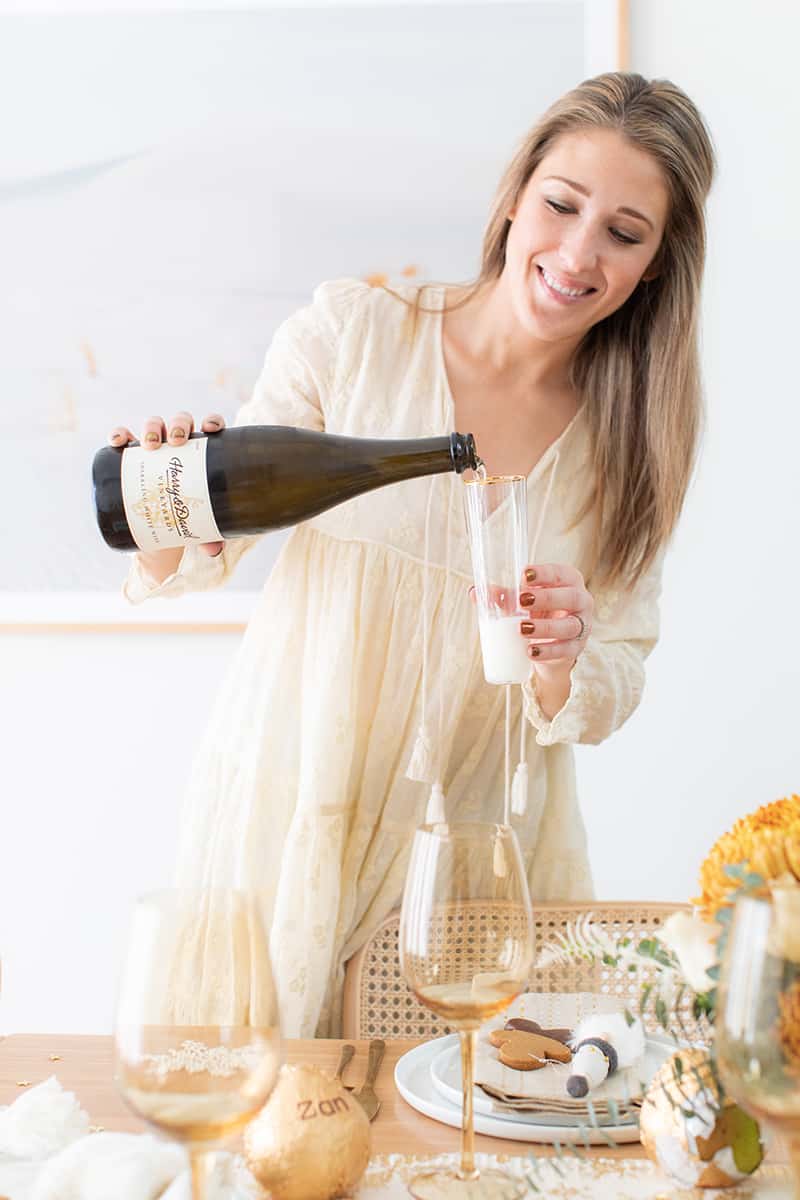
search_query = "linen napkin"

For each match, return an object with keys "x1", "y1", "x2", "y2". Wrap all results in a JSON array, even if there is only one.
[
  {"x1": 0, "y1": 1076, "x2": 261, "y2": 1200},
  {"x1": 474, "y1": 993, "x2": 645, "y2": 1117}
]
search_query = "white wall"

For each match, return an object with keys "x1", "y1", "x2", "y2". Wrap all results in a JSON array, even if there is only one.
[
  {"x1": 3, "y1": 0, "x2": 800, "y2": 1034},
  {"x1": 580, "y1": 0, "x2": 800, "y2": 898}
]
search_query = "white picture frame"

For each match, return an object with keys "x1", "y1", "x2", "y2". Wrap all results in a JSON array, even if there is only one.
[{"x1": 0, "y1": 0, "x2": 625, "y2": 631}]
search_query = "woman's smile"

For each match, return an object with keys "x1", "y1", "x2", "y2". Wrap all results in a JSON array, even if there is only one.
[{"x1": 535, "y1": 264, "x2": 598, "y2": 304}]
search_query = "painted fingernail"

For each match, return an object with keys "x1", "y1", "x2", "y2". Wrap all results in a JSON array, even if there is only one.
[
  {"x1": 206, "y1": 418, "x2": 221, "y2": 428},
  {"x1": 520, "y1": 621, "x2": 535, "y2": 635},
  {"x1": 144, "y1": 432, "x2": 160, "y2": 444},
  {"x1": 528, "y1": 644, "x2": 541, "y2": 658},
  {"x1": 170, "y1": 427, "x2": 186, "y2": 439},
  {"x1": 520, "y1": 592, "x2": 535, "y2": 607},
  {"x1": 525, "y1": 568, "x2": 537, "y2": 583}
]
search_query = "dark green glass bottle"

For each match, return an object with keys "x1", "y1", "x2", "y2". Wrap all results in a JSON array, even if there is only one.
[{"x1": 92, "y1": 425, "x2": 479, "y2": 553}]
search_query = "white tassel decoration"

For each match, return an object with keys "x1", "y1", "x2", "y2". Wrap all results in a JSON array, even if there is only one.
[
  {"x1": 493, "y1": 834, "x2": 507, "y2": 878},
  {"x1": 407, "y1": 724, "x2": 434, "y2": 783},
  {"x1": 425, "y1": 781, "x2": 446, "y2": 824},
  {"x1": 511, "y1": 761, "x2": 529, "y2": 817}
]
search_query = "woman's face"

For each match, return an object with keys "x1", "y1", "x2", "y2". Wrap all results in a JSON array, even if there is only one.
[{"x1": 503, "y1": 128, "x2": 670, "y2": 343}]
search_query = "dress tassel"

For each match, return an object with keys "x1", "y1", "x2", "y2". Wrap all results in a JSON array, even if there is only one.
[
  {"x1": 425, "y1": 781, "x2": 446, "y2": 824},
  {"x1": 511, "y1": 761, "x2": 529, "y2": 817},
  {"x1": 407, "y1": 724, "x2": 434, "y2": 783}
]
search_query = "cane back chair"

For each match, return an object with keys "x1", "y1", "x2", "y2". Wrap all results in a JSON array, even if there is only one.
[{"x1": 342, "y1": 900, "x2": 692, "y2": 1041}]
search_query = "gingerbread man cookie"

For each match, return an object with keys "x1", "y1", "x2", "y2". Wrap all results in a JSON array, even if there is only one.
[
  {"x1": 489, "y1": 1027, "x2": 573, "y2": 1070},
  {"x1": 504, "y1": 1017, "x2": 572, "y2": 1044}
]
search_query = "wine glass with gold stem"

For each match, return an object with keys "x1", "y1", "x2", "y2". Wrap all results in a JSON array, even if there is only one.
[
  {"x1": 399, "y1": 821, "x2": 534, "y2": 1199},
  {"x1": 114, "y1": 889, "x2": 281, "y2": 1200},
  {"x1": 715, "y1": 886, "x2": 800, "y2": 1198}
]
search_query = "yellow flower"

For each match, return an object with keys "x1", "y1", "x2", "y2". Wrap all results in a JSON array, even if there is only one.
[{"x1": 695, "y1": 795, "x2": 800, "y2": 920}]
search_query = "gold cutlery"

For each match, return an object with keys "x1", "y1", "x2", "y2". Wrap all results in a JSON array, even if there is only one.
[
  {"x1": 351, "y1": 1038, "x2": 385, "y2": 1122},
  {"x1": 333, "y1": 1041, "x2": 355, "y2": 1086}
]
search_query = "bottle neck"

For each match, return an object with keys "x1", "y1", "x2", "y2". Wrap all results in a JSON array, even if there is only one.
[{"x1": 450, "y1": 432, "x2": 479, "y2": 474}]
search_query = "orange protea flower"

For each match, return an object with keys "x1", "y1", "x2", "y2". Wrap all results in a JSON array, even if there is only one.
[{"x1": 695, "y1": 795, "x2": 800, "y2": 919}]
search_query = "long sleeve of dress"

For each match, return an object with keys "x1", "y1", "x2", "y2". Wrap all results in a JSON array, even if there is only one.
[
  {"x1": 123, "y1": 278, "x2": 368, "y2": 604},
  {"x1": 522, "y1": 553, "x2": 664, "y2": 747}
]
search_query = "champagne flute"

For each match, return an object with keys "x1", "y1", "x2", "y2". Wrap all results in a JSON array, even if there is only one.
[
  {"x1": 399, "y1": 822, "x2": 534, "y2": 1199},
  {"x1": 715, "y1": 887, "x2": 800, "y2": 1198},
  {"x1": 114, "y1": 889, "x2": 281, "y2": 1200},
  {"x1": 463, "y1": 474, "x2": 530, "y2": 687}
]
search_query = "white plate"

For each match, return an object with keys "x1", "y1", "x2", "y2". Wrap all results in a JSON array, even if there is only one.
[
  {"x1": 429, "y1": 1035, "x2": 673, "y2": 1129},
  {"x1": 394, "y1": 1036, "x2": 648, "y2": 1145}
]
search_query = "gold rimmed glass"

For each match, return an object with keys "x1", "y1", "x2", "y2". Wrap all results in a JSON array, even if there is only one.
[
  {"x1": 715, "y1": 888, "x2": 800, "y2": 1198},
  {"x1": 463, "y1": 475, "x2": 529, "y2": 686},
  {"x1": 399, "y1": 822, "x2": 534, "y2": 1199},
  {"x1": 114, "y1": 889, "x2": 281, "y2": 1200}
]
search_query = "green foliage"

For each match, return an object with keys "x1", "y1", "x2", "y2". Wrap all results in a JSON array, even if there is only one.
[
  {"x1": 722, "y1": 864, "x2": 765, "y2": 891},
  {"x1": 728, "y1": 1108, "x2": 764, "y2": 1175},
  {"x1": 655, "y1": 996, "x2": 669, "y2": 1029},
  {"x1": 636, "y1": 937, "x2": 675, "y2": 969}
]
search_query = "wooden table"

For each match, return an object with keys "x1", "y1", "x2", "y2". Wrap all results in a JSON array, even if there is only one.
[{"x1": 0, "y1": 1035, "x2": 645, "y2": 1160}]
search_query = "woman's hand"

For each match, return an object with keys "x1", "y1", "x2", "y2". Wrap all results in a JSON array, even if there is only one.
[
  {"x1": 518, "y1": 563, "x2": 593, "y2": 670},
  {"x1": 108, "y1": 412, "x2": 226, "y2": 557}
]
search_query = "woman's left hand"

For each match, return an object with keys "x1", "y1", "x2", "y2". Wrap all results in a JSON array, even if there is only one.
[{"x1": 518, "y1": 563, "x2": 593, "y2": 667}]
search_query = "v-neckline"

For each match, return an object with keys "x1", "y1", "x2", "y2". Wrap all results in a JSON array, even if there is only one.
[{"x1": 434, "y1": 285, "x2": 583, "y2": 490}]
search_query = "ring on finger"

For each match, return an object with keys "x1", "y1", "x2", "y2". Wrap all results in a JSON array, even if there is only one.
[{"x1": 575, "y1": 614, "x2": 587, "y2": 640}]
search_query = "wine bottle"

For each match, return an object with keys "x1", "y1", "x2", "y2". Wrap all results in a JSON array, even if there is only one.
[{"x1": 92, "y1": 425, "x2": 479, "y2": 553}]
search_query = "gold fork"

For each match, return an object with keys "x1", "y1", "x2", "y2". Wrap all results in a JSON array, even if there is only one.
[{"x1": 350, "y1": 1038, "x2": 385, "y2": 1122}]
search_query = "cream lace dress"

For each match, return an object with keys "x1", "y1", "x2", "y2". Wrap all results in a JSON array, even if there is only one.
[{"x1": 124, "y1": 279, "x2": 663, "y2": 1038}]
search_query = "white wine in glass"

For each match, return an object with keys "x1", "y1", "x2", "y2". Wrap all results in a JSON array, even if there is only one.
[
  {"x1": 399, "y1": 822, "x2": 534, "y2": 1200},
  {"x1": 114, "y1": 889, "x2": 281, "y2": 1200},
  {"x1": 715, "y1": 888, "x2": 800, "y2": 1199}
]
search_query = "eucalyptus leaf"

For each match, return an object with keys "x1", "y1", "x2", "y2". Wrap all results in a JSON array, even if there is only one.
[{"x1": 655, "y1": 996, "x2": 669, "y2": 1028}]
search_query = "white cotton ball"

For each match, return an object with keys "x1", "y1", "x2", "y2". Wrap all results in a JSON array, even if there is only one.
[
  {"x1": 31, "y1": 1132, "x2": 186, "y2": 1200},
  {"x1": 569, "y1": 1012, "x2": 645, "y2": 1068},
  {"x1": 0, "y1": 1077, "x2": 90, "y2": 1160}
]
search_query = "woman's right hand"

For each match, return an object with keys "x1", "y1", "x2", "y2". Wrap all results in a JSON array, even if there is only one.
[{"x1": 108, "y1": 412, "x2": 226, "y2": 557}]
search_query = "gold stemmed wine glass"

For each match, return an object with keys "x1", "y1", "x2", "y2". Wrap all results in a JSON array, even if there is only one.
[
  {"x1": 399, "y1": 821, "x2": 534, "y2": 1199},
  {"x1": 715, "y1": 887, "x2": 800, "y2": 1198},
  {"x1": 114, "y1": 889, "x2": 281, "y2": 1200}
]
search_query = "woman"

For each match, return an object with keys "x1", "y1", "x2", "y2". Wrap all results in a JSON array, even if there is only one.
[{"x1": 111, "y1": 73, "x2": 715, "y2": 1037}]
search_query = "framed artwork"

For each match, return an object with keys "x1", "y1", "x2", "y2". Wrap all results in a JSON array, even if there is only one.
[{"x1": 0, "y1": 0, "x2": 626, "y2": 631}]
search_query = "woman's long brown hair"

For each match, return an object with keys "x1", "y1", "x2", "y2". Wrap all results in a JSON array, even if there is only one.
[{"x1": 399, "y1": 72, "x2": 715, "y2": 589}]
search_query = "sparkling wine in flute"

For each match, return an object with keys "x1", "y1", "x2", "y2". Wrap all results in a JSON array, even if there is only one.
[{"x1": 92, "y1": 425, "x2": 479, "y2": 553}]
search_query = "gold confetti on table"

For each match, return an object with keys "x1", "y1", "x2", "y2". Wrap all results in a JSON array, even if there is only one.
[
  {"x1": 16, "y1": 1081, "x2": 31, "y2": 1087},
  {"x1": 48, "y1": 1054, "x2": 62, "y2": 1061}
]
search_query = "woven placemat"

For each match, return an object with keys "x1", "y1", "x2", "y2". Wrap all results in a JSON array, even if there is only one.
[{"x1": 358, "y1": 1154, "x2": 792, "y2": 1199}]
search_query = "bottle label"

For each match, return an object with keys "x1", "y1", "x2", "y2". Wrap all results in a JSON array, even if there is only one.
[{"x1": 121, "y1": 437, "x2": 223, "y2": 552}]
